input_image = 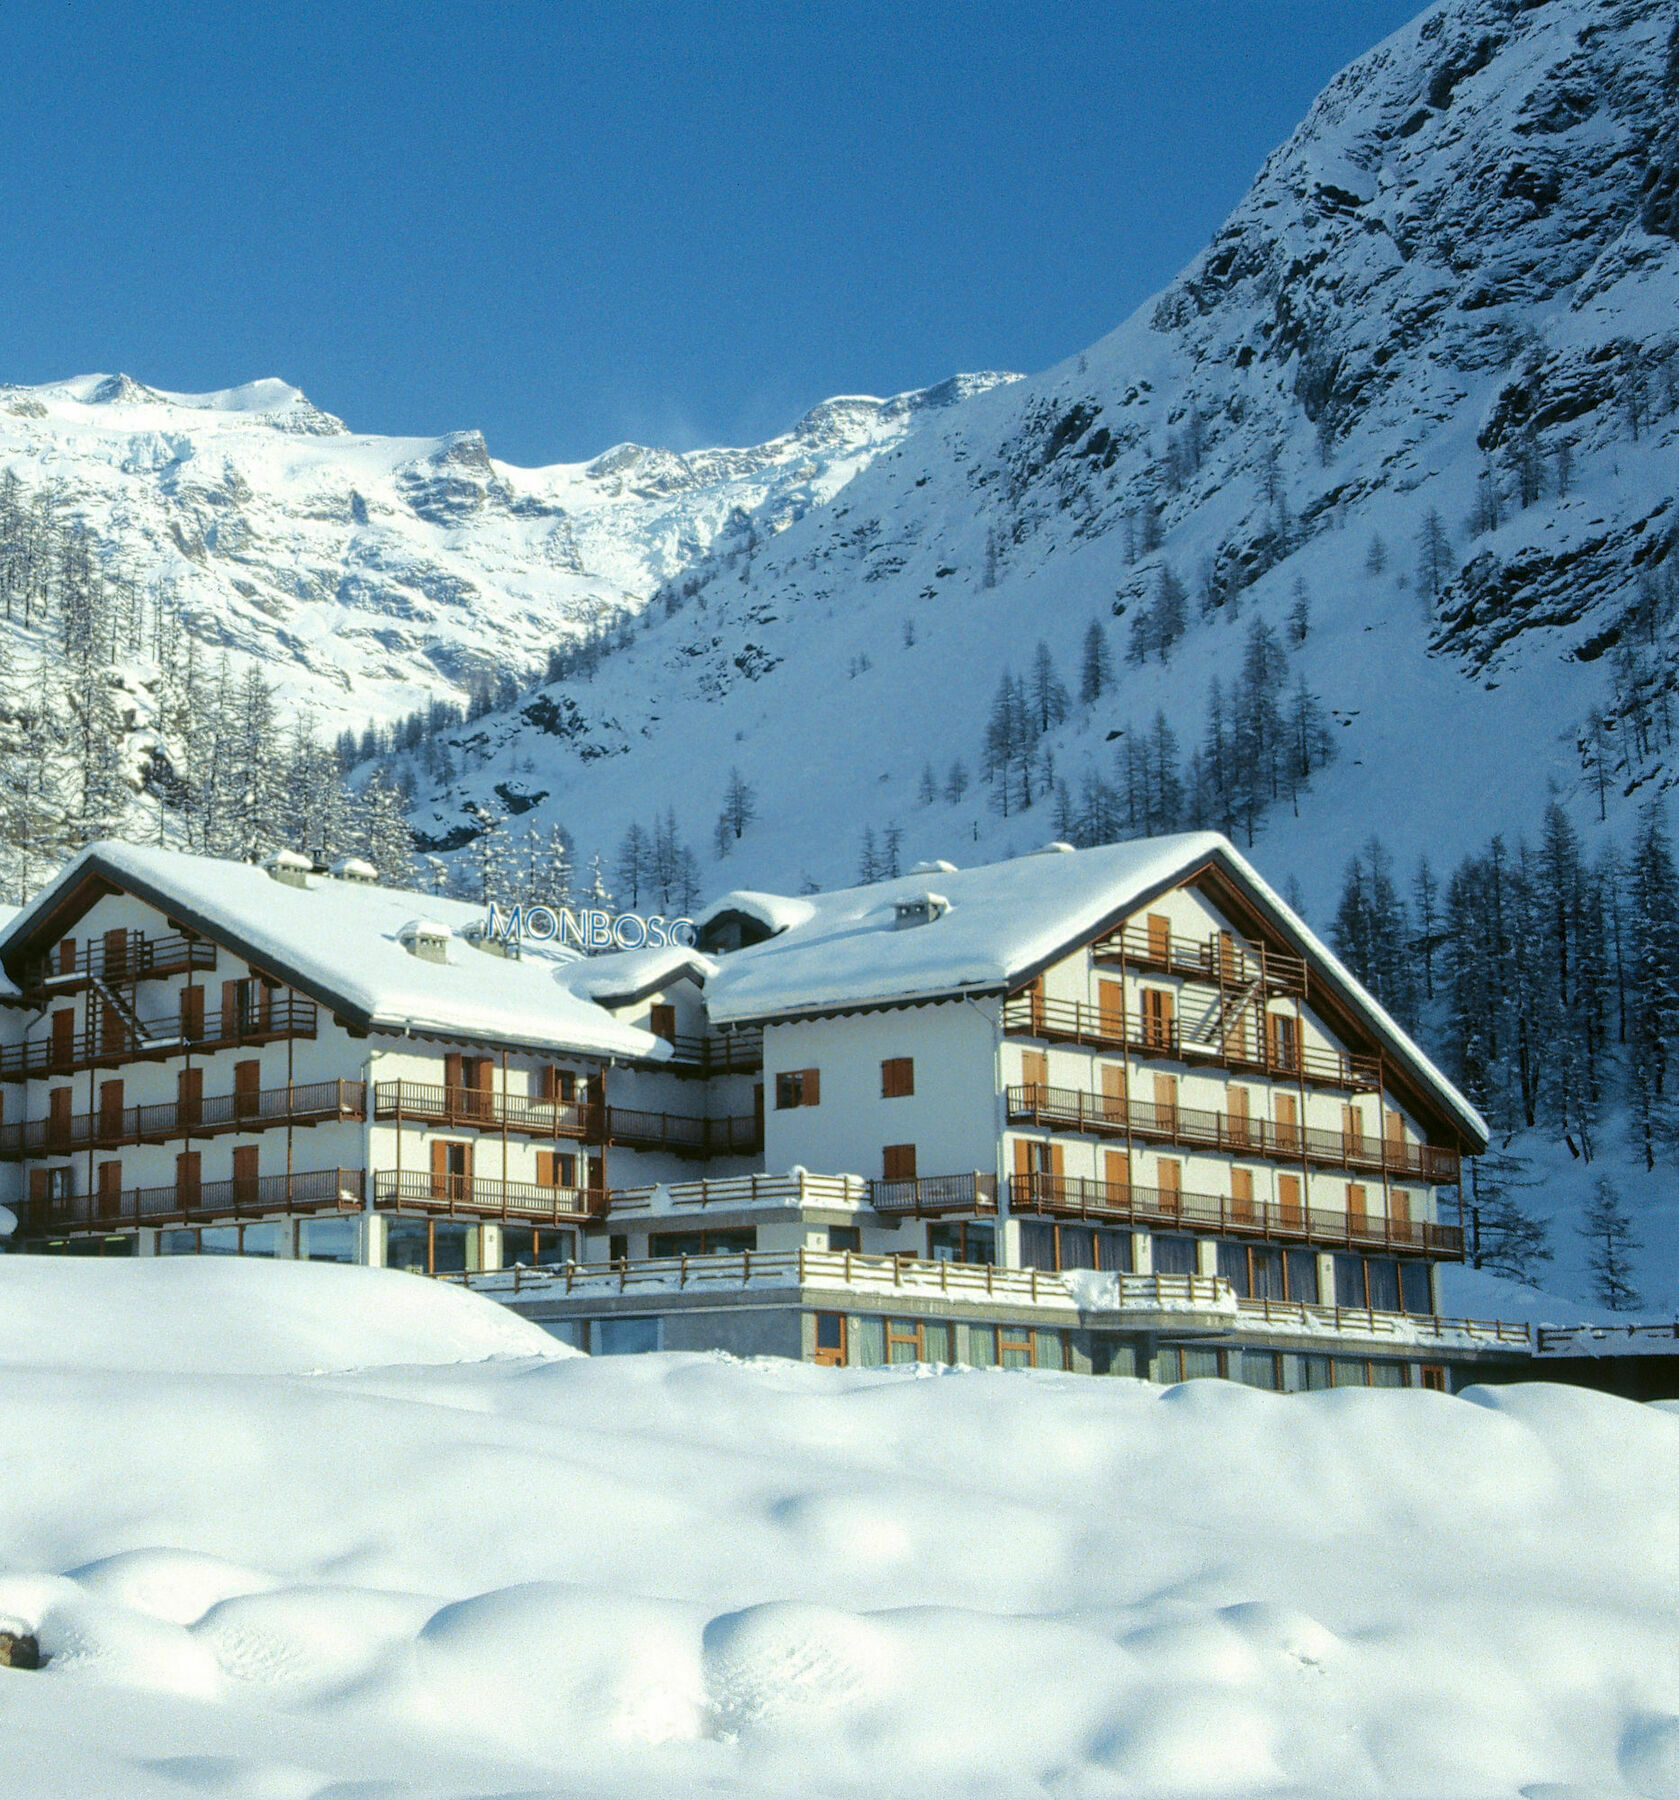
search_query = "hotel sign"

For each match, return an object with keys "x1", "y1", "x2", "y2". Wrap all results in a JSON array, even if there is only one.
[{"x1": 485, "y1": 902, "x2": 698, "y2": 953}]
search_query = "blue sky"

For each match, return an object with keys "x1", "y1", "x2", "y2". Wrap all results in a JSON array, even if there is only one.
[{"x1": 0, "y1": 2, "x2": 1421, "y2": 464}]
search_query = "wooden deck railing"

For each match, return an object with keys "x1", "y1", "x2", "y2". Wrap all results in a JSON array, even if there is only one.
[
  {"x1": 373, "y1": 1081, "x2": 598, "y2": 1140},
  {"x1": 21, "y1": 1166, "x2": 363, "y2": 1234},
  {"x1": 607, "y1": 1171, "x2": 867, "y2": 1214},
  {"x1": 867, "y1": 1172, "x2": 999, "y2": 1216},
  {"x1": 1010, "y1": 1171, "x2": 1464, "y2": 1255},
  {"x1": 1092, "y1": 923, "x2": 1307, "y2": 995},
  {"x1": 1236, "y1": 1294, "x2": 1531, "y2": 1347},
  {"x1": 18, "y1": 930, "x2": 217, "y2": 997},
  {"x1": 1002, "y1": 994, "x2": 1382, "y2": 1090},
  {"x1": 1005, "y1": 1084, "x2": 1458, "y2": 1182},
  {"x1": 0, "y1": 1079, "x2": 364, "y2": 1159},
  {"x1": 605, "y1": 1107, "x2": 762, "y2": 1157},
  {"x1": 372, "y1": 1168, "x2": 603, "y2": 1222},
  {"x1": 0, "y1": 997, "x2": 319, "y2": 1082},
  {"x1": 657, "y1": 1030, "x2": 764, "y2": 1076}
]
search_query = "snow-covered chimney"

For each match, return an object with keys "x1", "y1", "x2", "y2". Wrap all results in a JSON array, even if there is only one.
[
  {"x1": 397, "y1": 919, "x2": 452, "y2": 964},
  {"x1": 330, "y1": 855, "x2": 379, "y2": 885},
  {"x1": 262, "y1": 849, "x2": 314, "y2": 890}
]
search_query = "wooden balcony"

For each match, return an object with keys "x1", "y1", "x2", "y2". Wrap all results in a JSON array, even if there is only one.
[
  {"x1": 657, "y1": 1030, "x2": 764, "y2": 1078},
  {"x1": 21, "y1": 1166, "x2": 363, "y2": 1235},
  {"x1": 867, "y1": 1172, "x2": 999, "y2": 1217},
  {"x1": 18, "y1": 930, "x2": 217, "y2": 1000},
  {"x1": 1092, "y1": 922, "x2": 1307, "y2": 996},
  {"x1": 604, "y1": 1106, "x2": 762, "y2": 1157},
  {"x1": 1010, "y1": 1171, "x2": 1464, "y2": 1257},
  {"x1": 372, "y1": 1168, "x2": 604, "y2": 1223},
  {"x1": 1005, "y1": 1084, "x2": 1459, "y2": 1183},
  {"x1": 374, "y1": 1081, "x2": 598, "y2": 1141},
  {"x1": 0, "y1": 1079, "x2": 364, "y2": 1159},
  {"x1": 1002, "y1": 994, "x2": 1382, "y2": 1092},
  {"x1": 0, "y1": 997, "x2": 319, "y2": 1082}
]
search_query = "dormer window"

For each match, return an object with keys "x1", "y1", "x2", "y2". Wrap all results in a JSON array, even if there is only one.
[{"x1": 893, "y1": 892, "x2": 949, "y2": 930}]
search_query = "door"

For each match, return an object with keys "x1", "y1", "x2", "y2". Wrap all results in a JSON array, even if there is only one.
[
  {"x1": 97, "y1": 1159, "x2": 123, "y2": 1220},
  {"x1": 1231, "y1": 1166, "x2": 1255, "y2": 1224},
  {"x1": 1216, "y1": 930, "x2": 1240, "y2": 984},
  {"x1": 55, "y1": 938, "x2": 76, "y2": 976},
  {"x1": 98, "y1": 1079, "x2": 124, "y2": 1143},
  {"x1": 1097, "y1": 978, "x2": 1124, "y2": 1043},
  {"x1": 50, "y1": 1009, "x2": 74, "y2": 1071},
  {"x1": 1267, "y1": 1011, "x2": 1299, "y2": 1072},
  {"x1": 812, "y1": 1311, "x2": 847, "y2": 1367},
  {"x1": 1020, "y1": 1051, "x2": 1048, "y2": 1112},
  {"x1": 469, "y1": 1056, "x2": 495, "y2": 1122},
  {"x1": 1156, "y1": 1157, "x2": 1182, "y2": 1216},
  {"x1": 1390, "y1": 1187, "x2": 1413, "y2": 1245},
  {"x1": 1384, "y1": 1108, "x2": 1406, "y2": 1172},
  {"x1": 233, "y1": 1145, "x2": 260, "y2": 1207},
  {"x1": 1141, "y1": 988, "x2": 1174, "y2": 1051},
  {"x1": 1342, "y1": 1105, "x2": 1367, "y2": 1165},
  {"x1": 48, "y1": 1086, "x2": 73, "y2": 1151},
  {"x1": 1152, "y1": 1073, "x2": 1178, "y2": 1137},
  {"x1": 1274, "y1": 1091, "x2": 1299, "y2": 1153},
  {"x1": 649, "y1": 1004, "x2": 676, "y2": 1044},
  {"x1": 1100, "y1": 1062, "x2": 1126, "y2": 1122},
  {"x1": 1346, "y1": 1183, "x2": 1368, "y2": 1235},
  {"x1": 180, "y1": 985, "x2": 205, "y2": 1043},
  {"x1": 177, "y1": 1065, "x2": 203, "y2": 1130},
  {"x1": 1146, "y1": 913, "x2": 1171, "y2": 964},
  {"x1": 234, "y1": 1059, "x2": 261, "y2": 1120},
  {"x1": 430, "y1": 1138, "x2": 471, "y2": 1202},
  {"x1": 103, "y1": 927, "x2": 130, "y2": 984},
  {"x1": 1277, "y1": 1172, "x2": 1302, "y2": 1229},
  {"x1": 1103, "y1": 1149, "x2": 1130, "y2": 1204},
  {"x1": 176, "y1": 1151, "x2": 201, "y2": 1210}
]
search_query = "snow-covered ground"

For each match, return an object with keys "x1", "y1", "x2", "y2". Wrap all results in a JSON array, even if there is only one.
[{"x1": 2, "y1": 1257, "x2": 1678, "y2": 1800}]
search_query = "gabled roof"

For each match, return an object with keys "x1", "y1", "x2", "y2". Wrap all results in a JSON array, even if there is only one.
[
  {"x1": 696, "y1": 834, "x2": 1489, "y2": 1151},
  {"x1": 0, "y1": 844, "x2": 664, "y2": 1063}
]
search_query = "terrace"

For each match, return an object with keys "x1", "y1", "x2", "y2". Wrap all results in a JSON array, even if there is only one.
[{"x1": 0, "y1": 1079, "x2": 364, "y2": 1159}]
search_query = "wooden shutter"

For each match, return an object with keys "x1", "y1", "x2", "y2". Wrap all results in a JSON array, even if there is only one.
[
  {"x1": 48, "y1": 1086, "x2": 72, "y2": 1149},
  {"x1": 1230, "y1": 1166, "x2": 1254, "y2": 1222},
  {"x1": 97, "y1": 1160, "x2": 122, "y2": 1218},
  {"x1": 881, "y1": 1057, "x2": 914, "y2": 1098},
  {"x1": 29, "y1": 1168, "x2": 49, "y2": 1204},
  {"x1": 649, "y1": 1004, "x2": 676, "y2": 1043},
  {"x1": 99, "y1": 1080, "x2": 124, "y2": 1139},
  {"x1": 1012, "y1": 1138, "x2": 1034, "y2": 1177},
  {"x1": 536, "y1": 1151, "x2": 557, "y2": 1188},
  {"x1": 430, "y1": 1138, "x2": 450, "y2": 1199},
  {"x1": 803, "y1": 1068, "x2": 820, "y2": 1106},
  {"x1": 221, "y1": 980, "x2": 240, "y2": 1039},
  {"x1": 1152, "y1": 1073, "x2": 1178, "y2": 1132},
  {"x1": 1103, "y1": 1149, "x2": 1130, "y2": 1199},
  {"x1": 1156, "y1": 1158, "x2": 1181, "y2": 1210},
  {"x1": 233, "y1": 1144, "x2": 259, "y2": 1203},
  {"x1": 1346, "y1": 1182, "x2": 1368, "y2": 1226},
  {"x1": 1146, "y1": 913, "x2": 1171, "y2": 962},
  {"x1": 234, "y1": 1059, "x2": 260, "y2": 1117},
  {"x1": 882, "y1": 1144, "x2": 917, "y2": 1181},
  {"x1": 1274, "y1": 1091, "x2": 1299, "y2": 1151},
  {"x1": 1216, "y1": 930, "x2": 1239, "y2": 983},
  {"x1": 177, "y1": 1065, "x2": 203, "y2": 1128},
  {"x1": 56, "y1": 938, "x2": 76, "y2": 976},
  {"x1": 99, "y1": 999, "x2": 124, "y2": 1053},
  {"x1": 103, "y1": 927, "x2": 130, "y2": 983},
  {"x1": 1049, "y1": 1141, "x2": 1064, "y2": 1178},
  {"x1": 176, "y1": 1151, "x2": 201, "y2": 1207},
  {"x1": 443, "y1": 1053, "x2": 464, "y2": 1103},
  {"x1": 1021, "y1": 1050, "x2": 1048, "y2": 1096},
  {"x1": 1100, "y1": 1063, "x2": 1126, "y2": 1116},
  {"x1": 1277, "y1": 1172, "x2": 1302, "y2": 1226},
  {"x1": 1097, "y1": 979, "x2": 1124, "y2": 1041},
  {"x1": 1142, "y1": 988, "x2": 1174, "y2": 1049},
  {"x1": 1342, "y1": 1105, "x2": 1365, "y2": 1161},
  {"x1": 180, "y1": 985, "x2": 205, "y2": 1040},
  {"x1": 1391, "y1": 1188, "x2": 1413, "y2": 1242},
  {"x1": 50, "y1": 1009, "x2": 74, "y2": 1069}
]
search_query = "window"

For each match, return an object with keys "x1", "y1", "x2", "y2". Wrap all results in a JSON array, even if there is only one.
[
  {"x1": 1157, "y1": 1346, "x2": 1224, "y2": 1383},
  {"x1": 648, "y1": 1228, "x2": 757, "y2": 1258},
  {"x1": 887, "y1": 1318, "x2": 951, "y2": 1365},
  {"x1": 304, "y1": 1217, "x2": 357, "y2": 1263},
  {"x1": 1400, "y1": 1262, "x2": 1433, "y2": 1315},
  {"x1": 1240, "y1": 1350, "x2": 1281, "y2": 1391},
  {"x1": 608, "y1": 1234, "x2": 629, "y2": 1262},
  {"x1": 595, "y1": 1317, "x2": 661, "y2": 1356},
  {"x1": 1141, "y1": 988, "x2": 1175, "y2": 1050},
  {"x1": 1419, "y1": 1365, "x2": 1447, "y2": 1393},
  {"x1": 928, "y1": 1221, "x2": 996, "y2": 1265},
  {"x1": 851, "y1": 1316, "x2": 886, "y2": 1367},
  {"x1": 827, "y1": 1226, "x2": 862, "y2": 1253},
  {"x1": 540, "y1": 1065, "x2": 578, "y2": 1103},
  {"x1": 1033, "y1": 1330, "x2": 1067, "y2": 1371},
  {"x1": 964, "y1": 1324, "x2": 998, "y2": 1367},
  {"x1": 1216, "y1": 1242, "x2": 1311, "y2": 1303},
  {"x1": 535, "y1": 1151, "x2": 578, "y2": 1189},
  {"x1": 502, "y1": 1226, "x2": 575, "y2": 1268},
  {"x1": 386, "y1": 1217, "x2": 470, "y2": 1275},
  {"x1": 998, "y1": 1325, "x2": 1033, "y2": 1370},
  {"x1": 881, "y1": 1057, "x2": 914, "y2": 1098},
  {"x1": 1152, "y1": 1233, "x2": 1198, "y2": 1276},
  {"x1": 775, "y1": 1068, "x2": 820, "y2": 1109},
  {"x1": 1267, "y1": 1012, "x2": 1299, "y2": 1071},
  {"x1": 1335, "y1": 1253, "x2": 1418, "y2": 1314},
  {"x1": 882, "y1": 1144, "x2": 917, "y2": 1181}
]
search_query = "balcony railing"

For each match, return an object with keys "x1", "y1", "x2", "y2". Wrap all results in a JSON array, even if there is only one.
[
  {"x1": 1005, "y1": 1084, "x2": 1458, "y2": 1182},
  {"x1": 605, "y1": 1106, "x2": 762, "y2": 1157},
  {"x1": 1009, "y1": 1171, "x2": 1462, "y2": 1256},
  {"x1": 373, "y1": 1081, "x2": 598, "y2": 1141},
  {"x1": 0, "y1": 997, "x2": 319, "y2": 1082},
  {"x1": 608, "y1": 1171, "x2": 867, "y2": 1214},
  {"x1": 657, "y1": 1030, "x2": 765, "y2": 1077},
  {"x1": 1002, "y1": 994, "x2": 1382, "y2": 1091},
  {"x1": 18, "y1": 931, "x2": 217, "y2": 997},
  {"x1": 22, "y1": 1166, "x2": 363, "y2": 1234},
  {"x1": 1092, "y1": 923, "x2": 1307, "y2": 995},
  {"x1": 0, "y1": 1079, "x2": 364, "y2": 1159},
  {"x1": 372, "y1": 1169, "x2": 604, "y2": 1222},
  {"x1": 868, "y1": 1172, "x2": 999, "y2": 1216}
]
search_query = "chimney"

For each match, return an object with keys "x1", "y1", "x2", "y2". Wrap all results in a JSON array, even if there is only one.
[
  {"x1": 262, "y1": 850, "x2": 313, "y2": 890},
  {"x1": 330, "y1": 856, "x2": 379, "y2": 885},
  {"x1": 397, "y1": 919, "x2": 452, "y2": 964}
]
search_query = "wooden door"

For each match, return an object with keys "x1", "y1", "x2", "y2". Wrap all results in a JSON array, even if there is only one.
[
  {"x1": 97, "y1": 1160, "x2": 122, "y2": 1219},
  {"x1": 1346, "y1": 1183, "x2": 1368, "y2": 1234},
  {"x1": 1103, "y1": 1149, "x2": 1130, "y2": 1202},
  {"x1": 1021, "y1": 1051, "x2": 1048, "y2": 1105},
  {"x1": 1226, "y1": 1085, "x2": 1250, "y2": 1148},
  {"x1": 1277, "y1": 1172, "x2": 1302, "y2": 1228},
  {"x1": 1230, "y1": 1166, "x2": 1254, "y2": 1224},
  {"x1": 221, "y1": 980, "x2": 241, "y2": 1040},
  {"x1": 468, "y1": 1056, "x2": 494, "y2": 1121},
  {"x1": 234, "y1": 1059, "x2": 261, "y2": 1119},
  {"x1": 50, "y1": 1009, "x2": 74, "y2": 1070},
  {"x1": 180, "y1": 985, "x2": 205, "y2": 1042},
  {"x1": 1146, "y1": 913, "x2": 1171, "y2": 963},
  {"x1": 233, "y1": 1145, "x2": 260, "y2": 1206},
  {"x1": 1152, "y1": 1072, "x2": 1178, "y2": 1135},
  {"x1": 1141, "y1": 988, "x2": 1174, "y2": 1051},
  {"x1": 1342, "y1": 1105, "x2": 1366, "y2": 1164},
  {"x1": 431, "y1": 1138, "x2": 471, "y2": 1201},
  {"x1": 1267, "y1": 1011, "x2": 1299, "y2": 1072},
  {"x1": 1274, "y1": 1091, "x2": 1299, "y2": 1153},
  {"x1": 177, "y1": 1065, "x2": 203, "y2": 1130},
  {"x1": 103, "y1": 927, "x2": 130, "y2": 984},
  {"x1": 98, "y1": 1079, "x2": 124, "y2": 1142},
  {"x1": 1384, "y1": 1108, "x2": 1406, "y2": 1171},
  {"x1": 176, "y1": 1151, "x2": 201, "y2": 1209},
  {"x1": 1100, "y1": 1062, "x2": 1126, "y2": 1120},
  {"x1": 48, "y1": 1086, "x2": 73, "y2": 1151},
  {"x1": 812, "y1": 1312, "x2": 847, "y2": 1368},
  {"x1": 1156, "y1": 1157, "x2": 1182, "y2": 1215},
  {"x1": 1390, "y1": 1187, "x2": 1413, "y2": 1244},
  {"x1": 1097, "y1": 978, "x2": 1124, "y2": 1042}
]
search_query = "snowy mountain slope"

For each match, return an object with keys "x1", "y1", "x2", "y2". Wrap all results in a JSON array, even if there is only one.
[
  {"x1": 404, "y1": 0, "x2": 1679, "y2": 918},
  {"x1": 0, "y1": 370, "x2": 1017, "y2": 724}
]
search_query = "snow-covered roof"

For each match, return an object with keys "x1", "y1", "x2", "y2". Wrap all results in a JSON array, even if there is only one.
[
  {"x1": 558, "y1": 944, "x2": 718, "y2": 1008},
  {"x1": 700, "y1": 834, "x2": 1488, "y2": 1148},
  {"x1": 0, "y1": 844, "x2": 664, "y2": 1062}
]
